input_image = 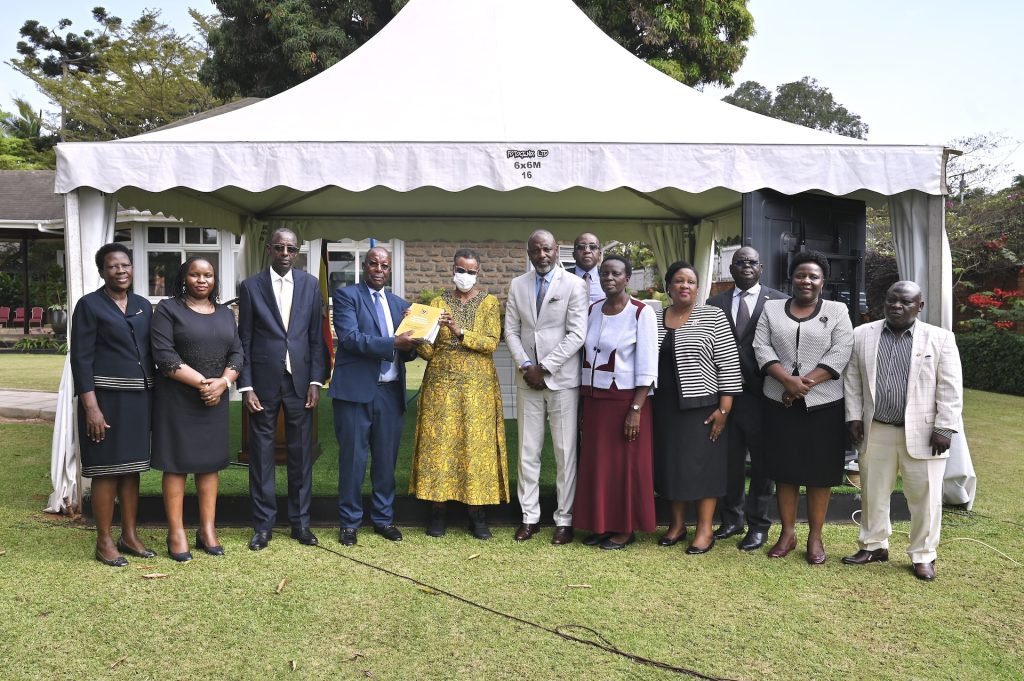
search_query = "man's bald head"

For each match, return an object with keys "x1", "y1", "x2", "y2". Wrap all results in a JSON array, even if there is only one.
[{"x1": 884, "y1": 280, "x2": 924, "y2": 331}]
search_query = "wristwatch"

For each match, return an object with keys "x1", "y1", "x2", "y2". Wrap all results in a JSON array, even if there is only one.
[
  {"x1": 719, "y1": 407, "x2": 729, "y2": 415},
  {"x1": 630, "y1": 404, "x2": 641, "y2": 412}
]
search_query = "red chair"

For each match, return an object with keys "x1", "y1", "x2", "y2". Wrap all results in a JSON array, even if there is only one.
[
  {"x1": 12, "y1": 307, "x2": 25, "y2": 326},
  {"x1": 0, "y1": 306, "x2": 9, "y2": 327},
  {"x1": 29, "y1": 306, "x2": 44, "y2": 329}
]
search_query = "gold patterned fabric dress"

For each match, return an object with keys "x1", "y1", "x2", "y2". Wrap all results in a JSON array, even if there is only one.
[{"x1": 409, "y1": 291, "x2": 510, "y2": 505}]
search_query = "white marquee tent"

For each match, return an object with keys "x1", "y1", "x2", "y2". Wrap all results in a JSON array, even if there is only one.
[{"x1": 48, "y1": 0, "x2": 973, "y2": 512}]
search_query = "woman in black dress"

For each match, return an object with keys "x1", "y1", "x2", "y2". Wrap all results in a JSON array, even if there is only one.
[
  {"x1": 151, "y1": 257, "x2": 242, "y2": 561},
  {"x1": 71, "y1": 243, "x2": 156, "y2": 567},
  {"x1": 753, "y1": 250, "x2": 854, "y2": 564},
  {"x1": 652, "y1": 261, "x2": 742, "y2": 554}
]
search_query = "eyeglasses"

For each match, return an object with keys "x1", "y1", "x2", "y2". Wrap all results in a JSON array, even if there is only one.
[
  {"x1": 270, "y1": 244, "x2": 300, "y2": 254},
  {"x1": 454, "y1": 266, "x2": 479, "y2": 276},
  {"x1": 574, "y1": 243, "x2": 601, "y2": 252},
  {"x1": 733, "y1": 259, "x2": 760, "y2": 268}
]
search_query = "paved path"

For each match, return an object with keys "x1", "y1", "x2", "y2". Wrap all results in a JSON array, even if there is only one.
[{"x1": 0, "y1": 389, "x2": 58, "y2": 421}]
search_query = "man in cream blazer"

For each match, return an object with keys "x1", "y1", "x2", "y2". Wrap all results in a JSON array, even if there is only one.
[
  {"x1": 842, "y1": 281, "x2": 963, "y2": 581},
  {"x1": 505, "y1": 230, "x2": 589, "y2": 544}
]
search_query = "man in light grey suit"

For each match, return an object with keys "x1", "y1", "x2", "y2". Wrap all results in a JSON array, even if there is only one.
[
  {"x1": 842, "y1": 281, "x2": 963, "y2": 581},
  {"x1": 505, "y1": 230, "x2": 589, "y2": 544}
]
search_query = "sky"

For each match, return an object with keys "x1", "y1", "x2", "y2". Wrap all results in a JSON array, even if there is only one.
[{"x1": 0, "y1": 0, "x2": 1020, "y2": 186}]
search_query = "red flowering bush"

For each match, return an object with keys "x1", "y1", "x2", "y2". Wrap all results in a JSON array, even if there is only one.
[{"x1": 960, "y1": 287, "x2": 1024, "y2": 331}]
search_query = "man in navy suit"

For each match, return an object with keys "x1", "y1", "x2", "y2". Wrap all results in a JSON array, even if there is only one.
[
  {"x1": 706, "y1": 246, "x2": 788, "y2": 551},
  {"x1": 329, "y1": 247, "x2": 423, "y2": 546},
  {"x1": 238, "y1": 227, "x2": 327, "y2": 551},
  {"x1": 569, "y1": 232, "x2": 604, "y2": 304}
]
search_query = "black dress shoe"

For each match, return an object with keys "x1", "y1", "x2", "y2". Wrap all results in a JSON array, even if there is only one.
[
  {"x1": 95, "y1": 548, "x2": 128, "y2": 567},
  {"x1": 599, "y1": 533, "x2": 636, "y2": 550},
  {"x1": 116, "y1": 538, "x2": 156, "y2": 559},
  {"x1": 426, "y1": 507, "x2": 446, "y2": 538},
  {"x1": 249, "y1": 530, "x2": 271, "y2": 551},
  {"x1": 842, "y1": 548, "x2": 889, "y2": 565},
  {"x1": 339, "y1": 528, "x2": 358, "y2": 546},
  {"x1": 374, "y1": 525, "x2": 403, "y2": 541},
  {"x1": 468, "y1": 509, "x2": 492, "y2": 540},
  {"x1": 583, "y1": 532, "x2": 613, "y2": 546},
  {"x1": 738, "y1": 530, "x2": 768, "y2": 552},
  {"x1": 657, "y1": 527, "x2": 687, "y2": 547},
  {"x1": 685, "y1": 538, "x2": 716, "y2": 555},
  {"x1": 166, "y1": 537, "x2": 193, "y2": 563},
  {"x1": 290, "y1": 527, "x2": 319, "y2": 546},
  {"x1": 196, "y1": 533, "x2": 225, "y2": 556},
  {"x1": 713, "y1": 524, "x2": 743, "y2": 540},
  {"x1": 551, "y1": 526, "x2": 574, "y2": 545}
]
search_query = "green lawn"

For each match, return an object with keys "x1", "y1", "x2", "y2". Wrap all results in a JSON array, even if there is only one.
[
  {"x1": 0, "y1": 389, "x2": 1021, "y2": 680},
  {"x1": 0, "y1": 353, "x2": 66, "y2": 391}
]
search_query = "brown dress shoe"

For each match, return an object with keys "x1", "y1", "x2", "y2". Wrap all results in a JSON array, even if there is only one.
[
  {"x1": 842, "y1": 548, "x2": 889, "y2": 565},
  {"x1": 514, "y1": 523, "x2": 540, "y2": 542},
  {"x1": 551, "y1": 526, "x2": 574, "y2": 545},
  {"x1": 913, "y1": 560, "x2": 936, "y2": 581}
]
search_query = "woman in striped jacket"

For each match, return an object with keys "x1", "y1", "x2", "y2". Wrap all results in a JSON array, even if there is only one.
[{"x1": 652, "y1": 261, "x2": 742, "y2": 554}]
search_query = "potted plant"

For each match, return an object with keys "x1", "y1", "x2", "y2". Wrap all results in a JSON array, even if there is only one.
[{"x1": 48, "y1": 292, "x2": 68, "y2": 336}]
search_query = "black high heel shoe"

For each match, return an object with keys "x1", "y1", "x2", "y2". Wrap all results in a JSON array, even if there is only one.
[
  {"x1": 657, "y1": 526, "x2": 688, "y2": 547},
  {"x1": 195, "y1": 532, "x2": 225, "y2": 556},
  {"x1": 95, "y1": 548, "x2": 128, "y2": 568},
  {"x1": 166, "y1": 536, "x2": 193, "y2": 562},
  {"x1": 116, "y1": 538, "x2": 156, "y2": 559}
]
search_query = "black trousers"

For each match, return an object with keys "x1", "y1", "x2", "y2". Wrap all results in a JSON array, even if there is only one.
[
  {"x1": 248, "y1": 371, "x2": 315, "y2": 531},
  {"x1": 717, "y1": 390, "x2": 774, "y2": 532}
]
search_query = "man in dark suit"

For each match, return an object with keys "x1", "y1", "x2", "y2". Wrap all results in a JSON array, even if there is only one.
[
  {"x1": 329, "y1": 247, "x2": 422, "y2": 546},
  {"x1": 706, "y1": 246, "x2": 788, "y2": 551},
  {"x1": 569, "y1": 232, "x2": 604, "y2": 304},
  {"x1": 238, "y1": 227, "x2": 327, "y2": 551}
]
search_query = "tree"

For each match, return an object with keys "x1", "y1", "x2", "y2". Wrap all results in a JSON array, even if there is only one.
[
  {"x1": 574, "y1": 0, "x2": 754, "y2": 87},
  {"x1": 199, "y1": 0, "x2": 754, "y2": 99},
  {"x1": 1, "y1": 97, "x2": 58, "y2": 152},
  {"x1": 199, "y1": 0, "x2": 410, "y2": 98},
  {"x1": 723, "y1": 76, "x2": 869, "y2": 139},
  {"x1": 0, "y1": 136, "x2": 54, "y2": 169},
  {"x1": 9, "y1": 9, "x2": 225, "y2": 141},
  {"x1": 945, "y1": 132, "x2": 1014, "y2": 202},
  {"x1": 14, "y1": 8, "x2": 119, "y2": 78}
]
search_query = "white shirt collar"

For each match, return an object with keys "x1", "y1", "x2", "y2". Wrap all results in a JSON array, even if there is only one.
[
  {"x1": 735, "y1": 283, "x2": 761, "y2": 298},
  {"x1": 271, "y1": 269, "x2": 294, "y2": 285}
]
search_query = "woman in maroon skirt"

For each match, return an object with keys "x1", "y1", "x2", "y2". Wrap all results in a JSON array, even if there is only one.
[{"x1": 575, "y1": 255, "x2": 658, "y2": 550}]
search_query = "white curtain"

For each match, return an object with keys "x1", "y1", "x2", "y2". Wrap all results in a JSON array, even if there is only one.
[
  {"x1": 889, "y1": 190, "x2": 975, "y2": 508},
  {"x1": 45, "y1": 359, "x2": 77, "y2": 514},
  {"x1": 48, "y1": 188, "x2": 118, "y2": 513},
  {"x1": 693, "y1": 220, "x2": 717, "y2": 303},
  {"x1": 646, "y1": 223, "x2": 691, "y2": 278}
]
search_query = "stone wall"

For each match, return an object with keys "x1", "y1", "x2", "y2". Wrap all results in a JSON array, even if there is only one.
[{"x1": 403, "y1": 241, "x2": 529, "y2": 303}]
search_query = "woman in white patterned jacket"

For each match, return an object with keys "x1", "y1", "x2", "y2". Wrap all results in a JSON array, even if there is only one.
[{"x1": 754, "y1": 250, "x2": 854, "y2": 565}]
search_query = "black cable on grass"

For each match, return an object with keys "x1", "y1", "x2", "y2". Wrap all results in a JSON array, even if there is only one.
[{"x1": 313, "y1": 543, "x2": 742, "y2": 680}]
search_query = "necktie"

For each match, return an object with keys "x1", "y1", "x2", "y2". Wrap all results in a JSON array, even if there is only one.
[
  {"x1": 536, "y1": 275, "x2": 548, "y2": 315},
  {"x1": 276, "y1": 276, "x2": 292, "y2": 373},
  {"x1": 735, "y1": 290, "x2": 751, "y2": 337},
  {"x1": 374, "y1": 291, "x2": 393, "y2": 375}
]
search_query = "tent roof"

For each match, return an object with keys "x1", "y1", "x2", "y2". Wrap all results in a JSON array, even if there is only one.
[{"x1": 54, "y1": 0, "x2": 946, "y2": 235}]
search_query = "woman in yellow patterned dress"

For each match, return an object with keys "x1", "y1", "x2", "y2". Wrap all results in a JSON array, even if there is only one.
[{"x1": 410, "y1": 249, "x2": 509, "y2": 539}]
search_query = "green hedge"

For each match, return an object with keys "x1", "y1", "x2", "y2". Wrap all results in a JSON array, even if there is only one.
[{"x1": 956, "y1": 331, "x2": 1024, "y2": 396}]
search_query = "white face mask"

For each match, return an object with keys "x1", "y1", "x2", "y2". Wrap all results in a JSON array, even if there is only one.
[{"x1": 453, "y1": 271, "x2": 477, "y2": 292}]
